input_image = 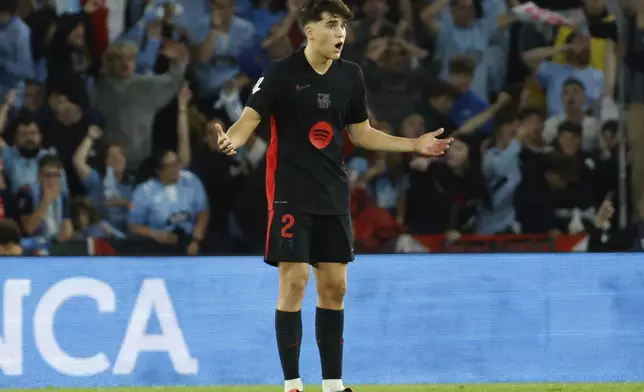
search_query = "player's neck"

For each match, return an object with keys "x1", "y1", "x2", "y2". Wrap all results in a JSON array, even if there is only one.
[{"x1": 303, "y1": 45, "x2": 333, "y2": 75}]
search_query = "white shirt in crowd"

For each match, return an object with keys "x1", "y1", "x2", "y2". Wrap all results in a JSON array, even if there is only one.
[{"x1": 543, "y1": 114, "x2": 601, "y2": 153}]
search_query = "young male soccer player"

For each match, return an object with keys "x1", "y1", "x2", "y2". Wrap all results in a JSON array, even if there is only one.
[{"x1": 215, "y1": 0, "x2": 452, "y2": 390}]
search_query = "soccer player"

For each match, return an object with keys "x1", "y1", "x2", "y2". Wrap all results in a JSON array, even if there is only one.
[{"x1": 216, "y1": 0, "x2": 452, "y2": 390}]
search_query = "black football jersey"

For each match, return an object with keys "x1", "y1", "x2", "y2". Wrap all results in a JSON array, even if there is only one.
[{"x1": 246, "y1": 48, "x2": 369, "y2": 215}]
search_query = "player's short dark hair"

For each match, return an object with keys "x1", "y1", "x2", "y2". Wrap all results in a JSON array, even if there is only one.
[
  {"x1": 0, "y1": 220, "x2": 21, "y2": 246},
  {"x1": 38, "y1": 155, "x2": 63, "y2": 171},
  {"x1": 517, "y1": 107, "x2": 545, "y2": 122},
  {"x1": 299, "y1": 0, "x2": 354, "y2": 26},
  {"x1": 557, "y1": 121, "x2": 583, "y2": 136},
  {"x1": 448, "y1": 55, "x2": 476, "y2": 77},
  {"x1": 562, "y1": 77, "x2": 585, "y2": 91}
]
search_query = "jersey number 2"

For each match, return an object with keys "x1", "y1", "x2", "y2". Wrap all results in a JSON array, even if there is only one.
[
  {"x1": 252, "y1": 77, "x2": 264, "y2": 95},
  {"x1": 281, "y1": 214, "x2": 295, "y2": 239}
]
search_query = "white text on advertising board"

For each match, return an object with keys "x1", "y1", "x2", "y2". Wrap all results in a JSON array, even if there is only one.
[{"x1": 0, "y1": 278, "x2": 199, "y2": 376}]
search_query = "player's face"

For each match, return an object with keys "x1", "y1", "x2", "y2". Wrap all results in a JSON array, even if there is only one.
[{"x1": 307, "y1": 12, "x2": 347, "y2": 60}]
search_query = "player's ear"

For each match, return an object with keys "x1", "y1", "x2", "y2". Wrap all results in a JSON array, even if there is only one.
[{"x1": 304, "y1": 24, "x2": 315, "y2": 41}]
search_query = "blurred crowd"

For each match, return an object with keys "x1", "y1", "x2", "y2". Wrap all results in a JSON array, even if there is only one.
[{"x1": 0, "y1": 0, "x2": 641, "y2": 255}]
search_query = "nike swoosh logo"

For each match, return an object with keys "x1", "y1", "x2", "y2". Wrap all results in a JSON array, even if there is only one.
[{"x1": 296, "y1": 84, "x2": 310, "y2": 91}]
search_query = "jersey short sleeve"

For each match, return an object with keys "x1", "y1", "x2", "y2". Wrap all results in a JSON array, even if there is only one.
[
  {"x1": 346, "y1": 64, "x2": 369, "y2": 125},
  {"x1": 245, "y1": 62, "x2": 281, "y2": 120}
]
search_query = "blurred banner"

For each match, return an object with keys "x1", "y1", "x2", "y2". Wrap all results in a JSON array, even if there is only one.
[{"x1": 1, "y1": 254, "x2": 644, "y2": 388}]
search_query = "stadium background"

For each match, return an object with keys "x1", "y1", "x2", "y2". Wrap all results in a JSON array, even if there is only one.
[{"x1": 1, "y1": 0, "x2": 644, "y2": 390}]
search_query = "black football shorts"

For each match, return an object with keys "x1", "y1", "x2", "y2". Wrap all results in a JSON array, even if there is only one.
[{"x1": 264, "y1": 208, "x2": 355, "y2": 267}]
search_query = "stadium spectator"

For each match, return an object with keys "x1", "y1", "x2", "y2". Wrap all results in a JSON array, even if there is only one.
[
  {"x1": 403, "y1": 135, "x2": 483, "y2": 236},
  {"x1": 1, "y1": 111, "x2": 63, "y2": 194},
  {"x1": 413, "y1": 80, "x2": 460, "y2": 138},
  {"x1": 552, "y1": 121, "x2": 598, "y2": 203},
  {"x1": 362, "y1": 36, "x2": 428, "y2": 129},
  {"x1": 343, "y1": 0, "x2": 395, "y2": 63},
  {"x1": 0, "y1": 219, "x2": 22, "y2": 255},
  {"x1": 550, "y1": 0, "x2": 618, "y2": 98},
  {"x1": 74, "y1": 86, "x2": 191, "y2": 231},
  {"x1": 90, "y1": 40, "x2": 188, "y2": 172},
  {"x1": 477, "y1": 116, "x2": 522, "y2": 234},
  {"x1": 447, "y1": 55, "x2": 492, "y2": 135},
  {"x1": 0, "y1": 0, "x2": 34, "y2": 106},
  {"x1": 191, "y1": 118, "x2": 249, "y2": 250},
  {"x1": 624, "y1": 0, "x2": 644, "y2": 221},
  {"x1": 120, "y1": 4, "x2": 189, "y2": 75},
  {"x1": 420, "y1": 0, "x2": 509, "y2": 100},
  {"x1": 23, "y1": 0, "x2": 57, "y2": 82},
  {"x1": 190, "y1": 0, "x2": 254, "y2": 120},
  {"x1": 70, "y1": 196, "x2": 124, "y2": 239},
  {"x1": 72, "y1": 126, "x2": 134, "y2": 233},
  {"x1": 542, "y1": 78, "x2": 600, "y2": 152},
  {"x1": 400, "y1": 113, "x2": 425, "y2": 140},
  {"x1": 247, "y1": 0, "x2": 287, "y2": 41},
  {"x1": 40, "y1": 78, "x2": 105, "y2": 197},
  {"x1": 347, "y1": 124, "x2": 408, "y2": 218},
  {"x1": 259, "y1": 0, "x2": 305, "y2": 55},
  {"x1": 517, "y1": 107, "x2": 548, "y2": 151},
  {"x1": 451, "y1": 90, "x2": 513, "y2": 142},
  {"x1": 16, "y1": 155, "x2": 73, "y2": 241},
  {"x1": 45, "y1": 6, "x2": 101, "y2": 94},
  {"x1": 596, "y1": 119, "x2": 620, "y2": 203},
  {"x1": 522, "y1": 30, "x2": 604, "y2": 117},
  {"x1": 21, "y1": 81, "x2": 45, "y2": 119},
  {"x1": 128, "y1": 150, "x2": 209, "y2": 255}
]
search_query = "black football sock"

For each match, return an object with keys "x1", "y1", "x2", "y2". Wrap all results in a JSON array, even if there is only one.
[
  {"x1": 316, "y1": 307, "x2": 344, "y2": 380},
  {"x1": 275, "y1": 309, "x2": 303, "y2": 381}
]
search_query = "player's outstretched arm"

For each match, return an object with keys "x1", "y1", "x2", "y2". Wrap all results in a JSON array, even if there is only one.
[
  {"x1": 347, "y1": 120, "x2": 453, "y2": 156},
  {"x1": 217, "y1": 107, "x2": 262, "y2": 156}
]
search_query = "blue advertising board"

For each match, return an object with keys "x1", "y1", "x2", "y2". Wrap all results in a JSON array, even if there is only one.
[{"x1": 1, "y1": 254, "x2": 644, "y2": 388}]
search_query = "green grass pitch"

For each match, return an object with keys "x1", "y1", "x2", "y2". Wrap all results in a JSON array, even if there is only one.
[{"x1": 7, "y1": 384, "x2": 644, "y2": 392}]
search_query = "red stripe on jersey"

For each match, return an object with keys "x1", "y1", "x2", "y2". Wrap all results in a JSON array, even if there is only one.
[
  {"x1": 265, "y1": 210, "x2": 275, "y2": 258},
  {"x1": 265, "y1": 116, "x2": 278, "y2": 258},
  {"x1": 266, "y1": 115, "x2": 278, "y2": 207}
]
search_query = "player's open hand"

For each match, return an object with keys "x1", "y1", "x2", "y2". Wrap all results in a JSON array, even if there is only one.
[
  {"x1": 216, "y1": 123, "x2": 236, "y2": 156},
  {"x1": 414, "y1": 128, "x2": 453, "y2": 157}
]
